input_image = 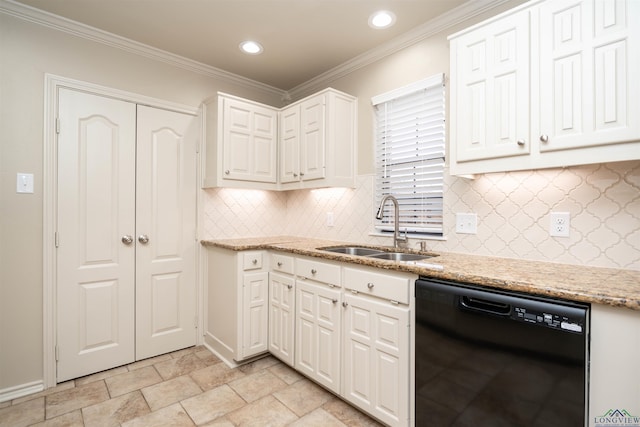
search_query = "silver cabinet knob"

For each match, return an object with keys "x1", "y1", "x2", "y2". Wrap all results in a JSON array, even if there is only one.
[
  {"x1": 252, "y1": 259, "x2": 258, "y2": 265},
  {"x1": 367, "y1": 282, "x2": 374, "y2": 289},
  {"x1": 311, "y1": 269, "x2": 317, "y2": 275},
  {"x1": 225, "y1": 170, "x2": 230, "y2": 175},
  {"x1": 287, "y1": 284, "x2": 293, "y2": 290},
  {"x1": 342, "y1": 301, "x2": 348, "y2": 308},
  {"x1": 277, "y1": 262, "x2": 283, "y2": 267},
  {"x1": 121, "y1": 235, "x2": 133, "y2": 245},
  {"x1": 517, "y1": 139, "x2": 526, "y2": 146},
  {"x1": 540, "y1": 134, "x2": 549, "y2": 143},
  {"x1": 332, "y1": 298, "x2": 338, "y2": 304},
  {"x1": 300, "y1": 172, "x2": 305, "y2": 176},
  {"x1": 293, "y1": 173, "x2": 298, "y2": 178},
  {"x1": 138, "y1": 234, "x2": 149, "y2": 244}
]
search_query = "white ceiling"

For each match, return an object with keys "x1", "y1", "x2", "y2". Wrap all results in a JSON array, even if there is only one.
[{"x1": 10, "y1": 0, "x2": 497, "y2": 91}]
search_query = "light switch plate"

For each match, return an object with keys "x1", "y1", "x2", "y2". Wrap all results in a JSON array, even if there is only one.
[
  {"x1": 456, "y1": 213, "x2": 477, "y2": 234},
  {"x1": 16, "y1": 173, "x2": 34, "y2": 194}
]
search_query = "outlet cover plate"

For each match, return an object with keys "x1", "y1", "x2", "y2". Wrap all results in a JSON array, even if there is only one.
[
  {"x1": 456, "y1": 213, "x2": 477, "y2": 234},
  {"x1": 549, "y1": 212, "x2": 570, "y2": 237}
]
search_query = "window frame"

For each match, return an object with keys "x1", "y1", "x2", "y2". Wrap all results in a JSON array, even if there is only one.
[{"x1": 371, "y1": 73, "x2": 446, "y2": 237}]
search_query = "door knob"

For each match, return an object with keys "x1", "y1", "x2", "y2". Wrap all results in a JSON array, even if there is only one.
[
  {"x1": 138, "y1": 234, "x2": 149, "y2": 244},
  {"x1": 121, "y1": 235, "x2": 133, "y2": 245}
]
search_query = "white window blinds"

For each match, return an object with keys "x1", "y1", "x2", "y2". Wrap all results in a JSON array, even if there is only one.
[{"x1": 372, "y1": 73, "x2": 445, "y2": 236}]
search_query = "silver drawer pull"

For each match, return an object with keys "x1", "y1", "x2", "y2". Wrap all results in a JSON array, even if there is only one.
[
  {"x1": 252, "y1": 259, "x2": 258, "y2": 265},
  {"x1": 367, "y1": 282, "x2": 374, "y2": 289},
  {"x1": 342, "y1": 301, "x2": 348, "y2": 308},
  {"x1": 332, "y1": 298, "x2": 338, "y2": 304},
  {"x1": 540, "y1": 134, "x2": 549, "y2": 143},
  {"x1": 121, "y1": 235, "x2": 133, "y2": 245},
  {"x1": 287, "y1": 284, "x2": 293, "y2": 289},
  {"x1": 311, "y1": 269, "x2": 317, "y2": 275},
  {"x1": 517, "y1": 139, "x2": 526, "y2": 146},
  {"x1": 277, "y1": 262, "x2": 283, "y2": 267}
]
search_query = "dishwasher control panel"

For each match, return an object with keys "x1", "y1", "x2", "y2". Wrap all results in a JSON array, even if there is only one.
[{"x1": 513, "y1": 306, "x2": 584, "y2": 333}]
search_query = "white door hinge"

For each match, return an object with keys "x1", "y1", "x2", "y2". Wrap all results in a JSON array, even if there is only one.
[
  {"x1": 55, "y1": 117, "x2": 60, "y2": 134},
  {"x1": 194, "y1": 316, "x2": 198, "y2": 329},
  {"x1": 54, "y1": 232, "x2": 59, "y2": 248},
  {"x1": 55, "y1": 345, "x2": 59, "y2": 361}
]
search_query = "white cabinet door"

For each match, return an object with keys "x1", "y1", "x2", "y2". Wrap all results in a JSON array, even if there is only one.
[
  {"x1": 538, "y1": 0, "x2": 640, "y2": 152},
  {"x1": 295, "y1": 279, "x2": 341, "y2": 393},
  {"x1": 279, "y1": 104, "x2": 300, "y2": 184},
  {"x1": 452, "y1": 8, "x2": 530, "y2": 163},
  {"x1": 222, "y1": 97, "x2": 277, "y2": 183},
  {"x1": 269, "y1": 272, "x2": 296, "y2": 366},
  {"x1": 342, "y1": 293, "x2": 410, "y2": 427},
  {"x1": 300, "y1": 94, "x2": 326, "y2": 181},
  {"x1": 241, "y1": 271, "x2": 269, "y2": 359}
]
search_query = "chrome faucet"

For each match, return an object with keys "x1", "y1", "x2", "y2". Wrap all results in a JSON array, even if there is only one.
[{"x1": 375, "y1": 195, "x2": 407, "y2": 248}]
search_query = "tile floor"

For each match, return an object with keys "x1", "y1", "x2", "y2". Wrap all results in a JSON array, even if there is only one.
[{"x1": 0, "y1": 346, "x2": 383, "y2": 426}]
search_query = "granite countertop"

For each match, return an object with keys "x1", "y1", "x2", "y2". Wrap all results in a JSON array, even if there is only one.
[{"x1": 201, "y1": 236, "x2": 640, "y2": 311}]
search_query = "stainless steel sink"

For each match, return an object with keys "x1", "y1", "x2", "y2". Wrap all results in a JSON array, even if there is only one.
[
  {"x1": 319, "y1": 246, "x2": 385, "y2": 256},
  {"x1": 367, "y1": 252, "x2": 434, "y2": 262}
]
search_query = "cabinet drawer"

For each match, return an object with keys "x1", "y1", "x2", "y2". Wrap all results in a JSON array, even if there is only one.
[
  {"x1": 343, "y1": 267, "x2": 410, "y2": 304},
  {"x1": 295, "y1": 257, "x2": 341, "y2": 287},
  {"x1": 242, "y1": 251, "x2": 263, "y2": 270},
  {"x1": 271, "y1": 253, "x2": 294, "y2": 274}
]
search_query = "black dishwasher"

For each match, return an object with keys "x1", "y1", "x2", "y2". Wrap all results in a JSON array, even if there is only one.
[{"x1": 415, "y1": 277, "x2": 589, "y2": 427}]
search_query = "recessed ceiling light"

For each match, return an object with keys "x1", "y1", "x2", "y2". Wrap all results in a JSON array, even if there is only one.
[
  {"x1": 369, "y1": 10, "x2": 396, "y2": 29},
  {"x1": 239, "y1": 40, "x2": 263, "y2": 55}
]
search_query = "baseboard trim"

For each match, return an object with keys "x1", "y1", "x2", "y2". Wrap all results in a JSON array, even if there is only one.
[{"x1": 0, "y1": 380, "x2": 44, "y2": 403}]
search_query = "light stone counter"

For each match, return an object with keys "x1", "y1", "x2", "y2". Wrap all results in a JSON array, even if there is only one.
[{"x1": 201, "y1": 236, "x2": 640, "y2": 310}]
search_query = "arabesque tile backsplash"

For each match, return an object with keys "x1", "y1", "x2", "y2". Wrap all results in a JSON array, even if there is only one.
[{"x1": 203, "y1": 160, "x2": 640, "y2": 271}]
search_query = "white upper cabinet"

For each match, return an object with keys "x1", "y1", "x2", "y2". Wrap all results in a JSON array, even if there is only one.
[
  {"x1": 279, "y1": 104, "x2": 301, "y2": 184},
  {"x1": 450, "y1": 8, "x2": 531, "y2": 163},
  {"x1": 279, "y1": 89, "x2": 357, "y2": 190},
  {"x1": 537, "y1": 0, "x2": 640, "y2": 152},
  {"x1": 449, "y1": 0, "x2": 640, "y2": 175},
  {"x1": 204, "y1": 88, "x2": 356, "y2": 190},
  {"x1": 219, "y1": 95, "x2": 278, "y2": 184}
]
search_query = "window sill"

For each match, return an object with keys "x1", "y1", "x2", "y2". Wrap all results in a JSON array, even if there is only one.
[{"x1": 368, "y1": 231, "x2": 447, "y2": 241}]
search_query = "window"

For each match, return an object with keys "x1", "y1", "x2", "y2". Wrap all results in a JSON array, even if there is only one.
[{"x1": 372, "y1": 73, "x2": 445, "y2": 236}]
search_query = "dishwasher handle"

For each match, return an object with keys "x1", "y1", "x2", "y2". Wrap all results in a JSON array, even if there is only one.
[{"x1": 460, "y1": 295, "x2": 511, "y2": 316}]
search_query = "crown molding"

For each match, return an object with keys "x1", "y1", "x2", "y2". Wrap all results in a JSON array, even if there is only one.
[
  {"x1": 0, "y1": 0, "x2": 286, "y2": 99},
  {"x1": 2, "y1": 0, "x2": 514, "y2": 100},
  {"x1": 287, "y1": 0, "x2": 514, "y2": 99}
]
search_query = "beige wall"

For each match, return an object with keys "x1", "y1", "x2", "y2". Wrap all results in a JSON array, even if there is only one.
[{"x1": 0, "y1": 13, "x2": 281, "y2": 392}]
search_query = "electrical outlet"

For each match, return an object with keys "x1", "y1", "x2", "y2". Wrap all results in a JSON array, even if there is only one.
[
  {"x1": 456, "y1": 213, "x2": 477, "y2": 234},
  {"x1": 549, "y1": 212, "x2": 570, "y2": 237},
  {"x1": 326, "y1": 212, "x2": 334, "y2": 227}
]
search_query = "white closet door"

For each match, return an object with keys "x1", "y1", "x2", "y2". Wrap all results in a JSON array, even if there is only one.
[
  {"x1": 56, "y1": 88, "x2": 136, "y2": 382},
  {"x1": 135, "y1": 105, "x2": 197, "y2": 359}
]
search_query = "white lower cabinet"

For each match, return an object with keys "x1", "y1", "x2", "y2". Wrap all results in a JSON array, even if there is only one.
[
  {"x1": 210, "y1": 249, "x2": 416, "y2": 425},
  {"x1": 205, "y1": 248, "x2": 269, "y2": 365},
  {"x1": 295, "y1": 278, "x2": 342, "y2": 394},
  {"x1": 269, "y1": 253, "x2": 296, "y2": 366},
  {"x1": 342, "y1": 293, "x2": 410, "y2": 427},
  {"x1": 269, "y1": 272, "x2": 295, "y2": 365}
]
